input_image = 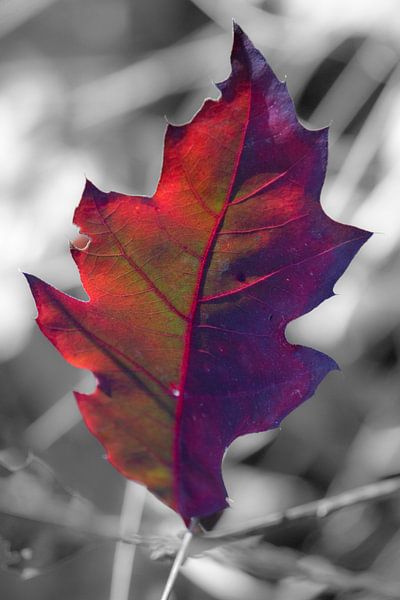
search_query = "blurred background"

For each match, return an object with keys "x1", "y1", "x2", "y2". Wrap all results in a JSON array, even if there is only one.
[{"x1": 1, "y1": 0, "x2": 400, "y2": 598}]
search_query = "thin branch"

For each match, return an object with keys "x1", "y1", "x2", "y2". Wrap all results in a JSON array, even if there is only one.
[
  {"x1": 2, "y1": 474, "x2": 400, "y2": 595},
  {"x1": 2, "y1": 475, "x2": 400, "y2": 556},
  {"x1": 191, "y1": 475, "x2": 400, "y2": 553}
]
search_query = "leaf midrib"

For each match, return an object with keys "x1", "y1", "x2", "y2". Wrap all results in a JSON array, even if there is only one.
[{"x1": 173, "y1": 54, "x2": 255, "y2": 508}]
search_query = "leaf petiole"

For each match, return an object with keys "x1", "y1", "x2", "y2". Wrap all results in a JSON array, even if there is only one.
[{"x1": 160, "y1": 518, "x2": 199, "y2": 600}]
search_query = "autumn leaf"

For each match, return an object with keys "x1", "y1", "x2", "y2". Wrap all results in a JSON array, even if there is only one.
[{"x1": 25, "y1": 24, "x2": 371, "y2": 521}]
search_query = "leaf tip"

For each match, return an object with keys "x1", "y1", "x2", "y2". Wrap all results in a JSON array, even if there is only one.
[
  {"x1": 22, "y1": 271, "x2": 38, "y2": 291},
  {"x1": 23, "y1": 272, "x2": 43, "y2": 320},
  {"x1": 231, "y1": 20, "x2": 249, "y2": 54},
  {"x1": 216, "y1": 22, "x2": 252, "y2": 96},
  {"x1": 232, "y1": 19, "x2": 243, "y2": 35},
  {"x1": 82, "y1": 177, "x2": 103, "y2": 197}
]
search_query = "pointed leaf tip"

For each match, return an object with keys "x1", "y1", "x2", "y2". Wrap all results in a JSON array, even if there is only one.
[
  {"x1": 82, "y1": 178, "x2": 104, "y2": 197},
  {"x1": 23, "y1": 272, "x2": 39, "y2": 292}
]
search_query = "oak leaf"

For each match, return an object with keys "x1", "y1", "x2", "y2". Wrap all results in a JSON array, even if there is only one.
[{"x1": 26, "y1": 25, "x2": 371, "y2": 520}]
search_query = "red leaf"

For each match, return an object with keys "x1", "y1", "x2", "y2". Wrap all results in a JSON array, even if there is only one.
[{"x1": 26, "y1": 24, "x2": 371, "y2": 520}]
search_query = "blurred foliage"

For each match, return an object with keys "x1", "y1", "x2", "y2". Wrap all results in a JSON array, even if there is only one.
[
  {"x1": 1, "y1": 0, "x2": 400, "y2": 598},
  {"x1": 0, "y1": 449, "x2": 94, "y2": 578}
]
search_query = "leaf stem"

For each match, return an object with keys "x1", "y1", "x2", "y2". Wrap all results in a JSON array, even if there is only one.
[{"x1": 160, "y1": 518, "x2": 198, "y2": 600}]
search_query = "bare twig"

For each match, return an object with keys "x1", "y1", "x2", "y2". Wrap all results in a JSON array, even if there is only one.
[
  {"x1": 191, "y1": 475, "x2": 400, "y2": 553},
  {"x1": 2, "y1": 472, "x2": 400, "y2": 594},
  {"x1": 1, "y1": 475, "x2": 400, "y2": 555}
]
